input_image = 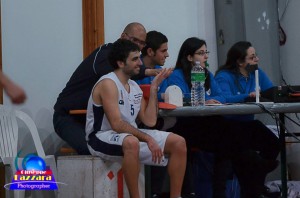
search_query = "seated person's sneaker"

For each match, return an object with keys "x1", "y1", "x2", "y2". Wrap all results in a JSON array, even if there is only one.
[
  {"x1": 182, "y1": 192, "x2": 196, "y2": 198},
  {"x1": 262, "y1": 185, "x2": 281, "y2": 198}
]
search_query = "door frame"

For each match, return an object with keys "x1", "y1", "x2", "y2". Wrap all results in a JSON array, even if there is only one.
[{"x1": 82, "y1": 0, "x2": 105, "y2": 58}]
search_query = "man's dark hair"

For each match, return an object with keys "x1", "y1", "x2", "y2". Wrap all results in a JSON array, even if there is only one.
[
  {"x1": 108, "y1": 39, "x2": 140, "y2": 70},
  {"x1": 141, "y1": 31, "x2": 168, "y2": 56}
]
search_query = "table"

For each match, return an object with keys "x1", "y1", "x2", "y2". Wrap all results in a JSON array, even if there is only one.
[
  {"x1": 159, "y1": 102, "x2": 300, "y2": 198},
  {"x1": 159, "y1": 102, "x2": 300, "y2": 117}
]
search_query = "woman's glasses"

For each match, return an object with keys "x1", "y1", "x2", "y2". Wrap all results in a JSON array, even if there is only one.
[{"x1": 194, "y1": 51, "x2": 210, "y2": 56}]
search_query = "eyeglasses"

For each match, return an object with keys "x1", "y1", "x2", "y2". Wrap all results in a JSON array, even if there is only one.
[
  {"x1": 124, "y1": 33, "x2": 146, "y2": 47},
  {"x1": 194, "y1": 51, "x2": 210, "y2": 56},
  {"x1": 246, "y1": 54, "x2": 259, "y2": 61}
]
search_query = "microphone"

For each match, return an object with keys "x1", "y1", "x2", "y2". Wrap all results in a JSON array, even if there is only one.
[
  {"x1": 245, "y1": 64, "x2": 260, "y2": 102},
  {"x1": 255, "y1": 67, "x2": 260, "y2": 103},
  {"x1": 205, "y1": 61, "x2": 209, "y2": 68},
  {"x1": 246, "y1": 64, "x2": 258, "y2": 72}
]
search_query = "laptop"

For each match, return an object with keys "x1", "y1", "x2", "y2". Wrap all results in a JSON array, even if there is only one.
[{"x1": 260, "y1": 86, "x2": 300, "y2": 103}]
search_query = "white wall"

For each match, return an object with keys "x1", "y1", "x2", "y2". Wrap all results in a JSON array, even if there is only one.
[
  {"x1": 104, "y1": 0, "x2": 218, "y2": 72},
  {"x1": 1, "y1": 0, "x2": 217, "y2": 154},
  {"x1": 1, "y1": 0, "x2": 83, "y2": 154},
  {"x1": 243, "y1": 0, "x2": 281, "y2": 84}
]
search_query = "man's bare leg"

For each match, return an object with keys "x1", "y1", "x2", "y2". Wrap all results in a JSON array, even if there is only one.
[
  {"x1": 122, "y1": 136, "x2": 141, "y2": 198},
  {"x1": 164, "y1": 133, "x2": 187, "y2": 198}
]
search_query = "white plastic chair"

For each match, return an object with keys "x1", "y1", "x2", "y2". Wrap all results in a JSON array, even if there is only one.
[{"x1": 0, "y1": 105, "x2": 57, "y2": 198}]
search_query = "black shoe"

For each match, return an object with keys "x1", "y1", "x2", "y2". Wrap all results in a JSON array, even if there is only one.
[
  {"x1": 240, "y1": 185, "x2": 281, "y2": 198},
  {"x1": 262, "y1": 186, "x2": 281, "y2": 198},
  {"x1": 152, "y1": 194, "x2": 160, "y2": 198},
  {"x1": 240, "y1": 191, "x2": 266, "y2": 198},
  {"x1": 182, "y1": 192, "x2": 196, "y2": 198}
]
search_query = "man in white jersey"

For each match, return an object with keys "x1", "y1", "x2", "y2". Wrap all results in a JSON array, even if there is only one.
[{"x1": 86, "y1": 39, "x2": 187, "y2": 198}]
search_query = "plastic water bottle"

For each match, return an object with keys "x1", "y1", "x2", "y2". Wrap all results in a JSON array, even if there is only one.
[{"x1": 191, "y1": 61, "x2": 205, "y2": 106}]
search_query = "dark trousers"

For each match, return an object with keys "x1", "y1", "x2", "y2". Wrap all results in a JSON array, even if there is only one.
[
  {"x1": 53, "y1": 111, "x2": 90, "y2": 155},
  {"x1": 166, "y1": 116, "x2": 280, "y2": 197},
  {"x1": 172, "y1": 116, "x2": 279, "y2": 159}
]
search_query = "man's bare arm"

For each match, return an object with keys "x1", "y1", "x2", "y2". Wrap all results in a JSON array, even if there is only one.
[
  {"x1": 93, "y1": 79, "x2": 150, "y2": 142},
  {"x1": 138, "y1": 68, "x2": 173, "y2": 126}
]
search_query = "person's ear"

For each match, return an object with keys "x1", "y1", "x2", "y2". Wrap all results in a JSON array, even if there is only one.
[
  {"x1": 237, "y1": 59, "x2": 244, "y2": 66},
  {"x1": 187, "y1": 54, "x2": 193, "y2": 62},
  {"x1": 120, "y1": 32, "x2": 126, "y2": 39},
  {"x1": 147, "y1": 48, "x2": 154, "y2": 56},
  {"x1": 117, "y1": 60, "x2": 125, "y2": 68}
]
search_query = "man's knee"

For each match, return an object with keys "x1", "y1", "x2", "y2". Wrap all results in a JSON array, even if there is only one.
[
  {"x1": 122, "y1": 136, "x2": 140, "y2": 154},
  {"x1": 166, "y1": 133, "x2": 187, "y2": 153}
]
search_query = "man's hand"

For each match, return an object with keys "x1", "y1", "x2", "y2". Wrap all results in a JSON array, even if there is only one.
[
  {"x1": 205, "y1": 99, "x2": 221, "y2": 105},
  {"x1": 249, "y1": 91, "x2": 258, "y2": 98},
  {"x1": 5, "y1": 83, "x2": 27, "y2": 104},
  {"x1": 151, "y1": 68, "x2": 173, "y2": 88},
  {"x1": 146, "y1": 137, "x2": 164, "y2": 164},
  {"x1": 0, "y1": 72, "x2": 27, "y2": 104},
  {"x1": 145, "y1": 68, "x2": 162, "y2": 76}
]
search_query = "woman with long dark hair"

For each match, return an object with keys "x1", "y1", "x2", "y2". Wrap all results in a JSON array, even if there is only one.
[{"x1": 215, "y1": 41, "x2": 273, "y2": 121}]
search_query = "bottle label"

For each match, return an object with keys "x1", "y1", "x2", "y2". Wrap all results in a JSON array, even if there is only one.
[{"x1": 191, "y1": 73, "x2": 205, "y2": 81}]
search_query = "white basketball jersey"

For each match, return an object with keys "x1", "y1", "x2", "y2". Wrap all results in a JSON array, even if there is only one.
[{"x1": 86, "y1": 72, "x2": 143, "y2": 139}]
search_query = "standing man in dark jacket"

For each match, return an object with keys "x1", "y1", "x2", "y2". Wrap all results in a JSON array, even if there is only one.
[{"x1": 53, "y1": 22, "x2": 158, "y2": 154}]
